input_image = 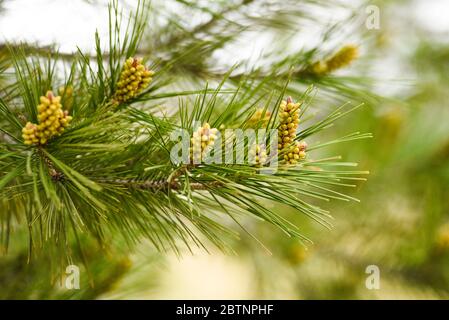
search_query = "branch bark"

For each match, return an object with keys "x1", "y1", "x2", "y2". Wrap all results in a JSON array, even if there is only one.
[{"x1": 97, "y1": 178, "x2": 223, "y2": 191}]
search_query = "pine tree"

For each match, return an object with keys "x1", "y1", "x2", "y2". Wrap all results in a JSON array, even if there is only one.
[{"x1": 0, "y1": 0, "x2": 376, "y2": 295}]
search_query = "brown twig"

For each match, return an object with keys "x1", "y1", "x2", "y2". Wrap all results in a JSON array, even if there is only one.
[
  {"x1": 98, "y1": 177, "x2": 222, "y2": 191},
  {"x1": 32, "y1": 150, "x2": 223, "y2": 190},
  {"x1": 36, "y1": 148, "x2": 65, "y2": 182}
]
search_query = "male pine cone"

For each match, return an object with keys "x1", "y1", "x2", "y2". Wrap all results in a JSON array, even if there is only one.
[
  {"x1": 190, "y1": 123, "x2": 219, "y2": 164},
  {"x1": 22, "y1": 91, "x2": 72, "y2": 145},
  {"x1": 247, "y1": 108, "x2": 271, "y2": 128},
  {"x1": 114, "y1": 57, "x2": 154, "y2": 103},
  {"x1": 278, "y1": 97, "x2": 300, "y2": 151},
  {"x1": 284, "y1": 141, "x2": 307, "y2": 164},
  {"x1": 277, "y1": 97, "x2": 307, "y2": 164},
  {"x1": 311, "y1": 44, "x2": 359, "y2": 75},
  {"x1": 249, "y1": 144, "x2": 268, "y2": 166}
]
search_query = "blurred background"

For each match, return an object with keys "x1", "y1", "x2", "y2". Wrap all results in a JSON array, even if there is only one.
[{"x1": 1, "y1": 0, "x2": 449, "y2": 299}]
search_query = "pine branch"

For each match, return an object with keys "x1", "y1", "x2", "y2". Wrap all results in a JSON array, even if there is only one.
[
  {"x1": 0, "y1": 0, "x2": 373, "y2": 261},
  {"x1": 99, "y1": 177, "x2": 223, "y2": 191}
]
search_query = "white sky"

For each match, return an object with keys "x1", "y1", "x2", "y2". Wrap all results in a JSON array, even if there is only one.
[
  {"x1": 0, "y1": 0, "x2": 447, "y2": 98},
  {"x1": 1, "y1": 0, "x2": 447, "y2": 54},
  {"x1": 0, "y1": 0, "x2": 111, "y2": 52},
  {"x1": 413, "y1": 0, "x2": 449, "y2": 33}
]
